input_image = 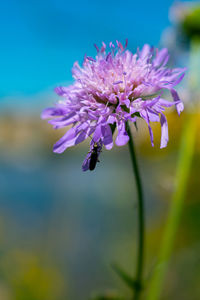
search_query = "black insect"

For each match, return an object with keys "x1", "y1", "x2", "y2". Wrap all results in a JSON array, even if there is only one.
[
  {"x1": 89, "y1": 142, "x2": 101, "y2": 171},
  {"x1": 81, "y1": 132, "x2": 103, "y2": 172}
]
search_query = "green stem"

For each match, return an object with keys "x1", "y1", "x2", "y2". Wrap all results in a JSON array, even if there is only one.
[
  {"x1": 148, "y1": 113, "x2": 197, "y2": 300},
  {"x1": 127, "y1": 123, "x2": 145, "y2": 300}
]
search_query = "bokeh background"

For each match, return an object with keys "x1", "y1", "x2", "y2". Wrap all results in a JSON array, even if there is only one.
[{"x1": 0, "y1": 0, "x2": 200, "y2": 299}]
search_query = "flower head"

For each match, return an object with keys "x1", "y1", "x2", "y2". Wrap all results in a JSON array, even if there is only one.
[{"x1": 42, "y1": 40, "x2": 185, "y2": 171}]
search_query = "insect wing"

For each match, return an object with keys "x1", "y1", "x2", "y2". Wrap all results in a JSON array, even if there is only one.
[{"x1": 82, "y1": 152, "x2": 91, "y2": 171}]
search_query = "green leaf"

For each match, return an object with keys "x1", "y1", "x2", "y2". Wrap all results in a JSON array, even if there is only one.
[
  {"x1": 111, "y1": 263, "x2": 142, "y2": 291},
  {"x1": 121, "y1": 105, "x2": 130, "y2": 113},
  {"x1": 90, "y1": 296, "x2": 124, "y2": 300},
  {"x1": 109, "y1": 123, "x2": 116, "y2": 135},
  {"x1": 134, "y1": 121, "x2": 138, "y2": 131},
  {"x1": 90, "y1": 291, "x2": 125, "y2": 300},
  {"x1": 131, "y1": 112, "x2": 141, "y2": 118}
]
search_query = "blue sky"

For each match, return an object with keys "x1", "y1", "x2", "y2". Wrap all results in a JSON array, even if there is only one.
[{"x1": 0, "y1": 0, "x2": 192, "y2": 102}]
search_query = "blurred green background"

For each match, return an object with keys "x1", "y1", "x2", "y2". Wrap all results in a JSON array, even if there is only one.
[{"x1": 0, "y1": 1, "x2": 200, "y2": 299}]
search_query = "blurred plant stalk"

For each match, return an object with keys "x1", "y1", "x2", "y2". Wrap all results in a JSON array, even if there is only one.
[
  {"x1": 148, "y1": 38, "x2": 199, "y2": 300},
  {"x1": 148, "y1": 113, "x2": 197, "y2": 300}
]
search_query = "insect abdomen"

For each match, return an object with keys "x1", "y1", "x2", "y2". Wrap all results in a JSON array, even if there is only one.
[{"x1": 89, "y1": 153, "x2": 98, "y2": 171}]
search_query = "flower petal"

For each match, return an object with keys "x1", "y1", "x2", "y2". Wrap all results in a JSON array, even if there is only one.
[
  {"x1": 101, "y1": 125, "x2": 113, "y2": 150},
  {"x1": 48, "y1": 113, "x2": 78, "y2": 129},
  {"x1": 53, "y1": 126, "x2": 77, "y2": 153},
  {"x1": 41, "y1": 107, "x2": 67, "y2": 119},
  {"x1": 93, "y1": 125, "x2": 102, "y2": 142},
  {"x1": 75, "y1": 126, "x2": 94, "y2": 145},
  {"x1": 160, "y1": 113, "x2": 168, "y2": 148},
  {"x1": 141, "y1": 109, "x2": 154, "y2": 146},
  {"x1": 53, "y1": 122, "x2": 89, "y2": 153},
  {"x1": 107, "y1": 115, "x2": 116, "y2": 124},
  {"x1": 139, "y1": 44, "x2": 151, "y2": 59},
  {"x1": 171, "y1": 89, "x2": 184, "y2": 115},
  {"x1": 146, "y1": 108, "x2": 160, "y2": 122},
  {"x1": 158, "y1": 98, "x2": 177, "y2": 107},
  {"x1": 115, "y1": 121, "x2": 129, "y2": 146},
  {"x1": 153, "y1": 48, "x2": 169, "y2": 67},
  {"x1": 54, "y1": 86, "x2": 70, "y2": 96}
]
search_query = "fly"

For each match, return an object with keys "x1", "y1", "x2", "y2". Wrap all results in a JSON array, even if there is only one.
[
  {"x1": 82, "y1": 140, "x2": 102, "y2": 172},
  {"x1": 89, "y1": 142, "x2": 100, "y2": 171}
]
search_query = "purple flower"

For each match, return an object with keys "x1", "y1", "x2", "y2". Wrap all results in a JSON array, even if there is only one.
[{"x1": 42, "y1": 40, "x2": 185, "y2": 171}]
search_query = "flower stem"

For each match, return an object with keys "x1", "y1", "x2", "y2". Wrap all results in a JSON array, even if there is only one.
[{"x1": 127, "y1": 123, "x2": 145, "y2": 300}]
